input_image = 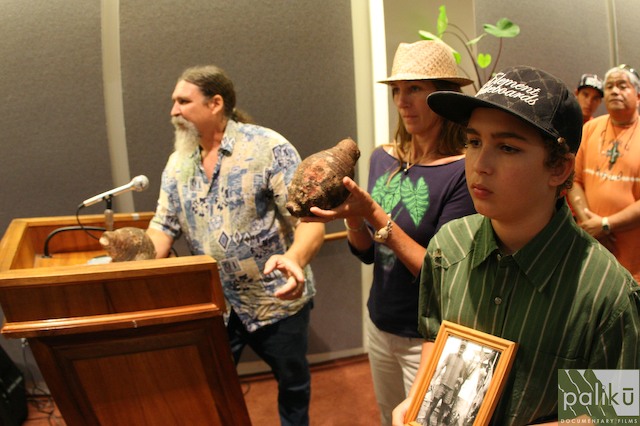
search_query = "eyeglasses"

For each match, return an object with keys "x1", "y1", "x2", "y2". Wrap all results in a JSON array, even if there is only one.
[{"x1": 618, "y1": 64, "x2": 640, "y2": 80}]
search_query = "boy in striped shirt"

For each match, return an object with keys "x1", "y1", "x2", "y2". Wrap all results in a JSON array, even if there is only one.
[{"x1": 393, "y1": 66, "x2": 639, "y2": 425}]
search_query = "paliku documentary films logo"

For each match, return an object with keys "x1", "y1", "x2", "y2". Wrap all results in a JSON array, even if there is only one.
[{"x1": 558, "y1": 369, "x2": 639, "y2": 423}]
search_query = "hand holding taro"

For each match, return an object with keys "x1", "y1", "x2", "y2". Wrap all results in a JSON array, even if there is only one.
[
  {"x1": 306, "y1": 176, "x2": 377, "y2": 223},
  {"x1": 286, "y1": 138, "x2": 361, "y2": 220}
]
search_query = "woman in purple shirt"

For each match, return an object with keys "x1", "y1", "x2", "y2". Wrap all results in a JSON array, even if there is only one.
[{"x1": 310, "y1": 40, "x2": 476, "y2": 424}]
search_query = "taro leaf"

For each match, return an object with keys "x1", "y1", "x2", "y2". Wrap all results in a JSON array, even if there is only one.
[
  {"x1": 483, "y1": 18, "x2": 520, "y2": 38},
  {"x1": 477, "y1": 53, "x2": 492, "y2": 69},
  {"x1": 400, "y1": 177, "x2": 430, "y2": 227},
  {"x1": 418, "y1": 30, "x2": 443, "y2": 43},
  {"x1": 437, "y1": 5, "x2": 448, "y2": 37},
  {"x1": 371, "y1": 172, "x2": 402, "y2": 214},
  {"x1": 466, "y1": 34, "x2": 486, "y2": 46}
]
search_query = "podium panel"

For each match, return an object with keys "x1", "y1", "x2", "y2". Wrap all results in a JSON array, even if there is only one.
[{"x1": 0, "y1": 214, "x2": 251, "y2": 425}]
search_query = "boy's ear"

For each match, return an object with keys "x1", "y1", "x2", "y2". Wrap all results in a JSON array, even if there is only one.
[{"x1": 549, "y1": 153, "x2": 575, "y2": 187}]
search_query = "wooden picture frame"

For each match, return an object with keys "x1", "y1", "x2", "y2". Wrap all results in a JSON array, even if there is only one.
[{"x1": 405, "y1": 321, "x2": 518, "y2": 426}]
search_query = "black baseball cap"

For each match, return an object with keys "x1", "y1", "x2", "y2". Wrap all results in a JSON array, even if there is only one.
[{"x1": 428, "y1": 66, "x2": 583, "y2": 152}]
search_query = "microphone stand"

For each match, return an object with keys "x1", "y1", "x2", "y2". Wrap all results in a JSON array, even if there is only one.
[{"x1": 104, "y1": 196, "x2": 114, "y2": 232}]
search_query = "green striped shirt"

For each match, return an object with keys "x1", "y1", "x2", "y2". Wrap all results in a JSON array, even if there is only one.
[{"x1": 418, "y1": 202, "x2": 640, "y2": 425}]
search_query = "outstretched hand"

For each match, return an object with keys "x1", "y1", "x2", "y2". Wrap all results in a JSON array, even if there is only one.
[
  {"x1": 303, "y1": 176, "x2": 375, "y2": 223},
  {"x1": 264, "y1": 254, "x2": 307, "y2": 300}
]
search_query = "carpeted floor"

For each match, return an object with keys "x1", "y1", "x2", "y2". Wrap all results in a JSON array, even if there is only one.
[
  {"x1": 241, "y1": 354, "x2": 380, "y2": 426},
  {"x1": 22, "y1": 354, "x2": 380, "y2": 426}
]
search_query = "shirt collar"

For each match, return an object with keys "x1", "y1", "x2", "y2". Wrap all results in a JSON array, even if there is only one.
[
  {"x1": 470, "y1": 217, "x2": 500, "y2": 269},
  {"x1": 188, "y1": 119, "x2": 237, "y2": 161},
  {"x1": 513, "y1": 200, "x2": 576, "y2": 292},
  {"x1": 470, "y1": 200, "x2": 577, "y2": 293},
  {"x1": 219, "y1": 119, "x2": 238, "y2": 155}
]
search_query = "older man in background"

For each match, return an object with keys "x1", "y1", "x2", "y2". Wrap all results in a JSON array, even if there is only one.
[{"x1": 569, "y1": 64, "x2": 640, "y2": 281}]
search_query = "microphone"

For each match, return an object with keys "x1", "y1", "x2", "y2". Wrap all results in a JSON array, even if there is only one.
[{"x1": 80, "y1": 175, "x2": 150, "y2": 207}]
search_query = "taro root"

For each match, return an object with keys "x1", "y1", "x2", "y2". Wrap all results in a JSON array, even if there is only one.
[
  {"x1": 99, "y1": 227, "x2": 157, "y2": 262},
  {"x1": 286, "y1": 138, "x2": 360, "y2": 217}
]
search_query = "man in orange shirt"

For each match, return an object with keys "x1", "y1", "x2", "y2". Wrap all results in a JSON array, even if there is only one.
[{"x1": 569, "y1": 64, "x2": 640, "y2": 280}]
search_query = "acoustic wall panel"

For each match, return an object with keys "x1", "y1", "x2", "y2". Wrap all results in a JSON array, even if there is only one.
[
  {"x1": 614, "y1": 0, "x2": 640, "y2": 67},
  {"x1": 119, "y1": 0, "x2": 358, "y2": 214},
  {"x1": 0, "y1": 0, "x2": 113, "y2": 233}
]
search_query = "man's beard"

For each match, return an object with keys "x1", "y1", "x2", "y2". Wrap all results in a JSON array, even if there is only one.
[{"x1": 171, "y1": 116, "x2": 200, "y2": 157}]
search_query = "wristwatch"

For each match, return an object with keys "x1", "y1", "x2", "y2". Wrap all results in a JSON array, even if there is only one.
[
  {"x1": 601, "y1": 217, "x2": 611, "y2": 234},
  {"x1": 373, "y1": 217, "x2": 393, "y2": 243}
]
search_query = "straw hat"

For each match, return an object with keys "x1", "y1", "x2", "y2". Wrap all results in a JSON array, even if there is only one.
[{"x1": 378, "y1": 40, "x2": 473, "y2": 87}]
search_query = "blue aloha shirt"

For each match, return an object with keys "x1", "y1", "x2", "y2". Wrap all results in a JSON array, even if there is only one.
[{"x1": 149, "y1": 120, "x2": 316, "y2": 332}]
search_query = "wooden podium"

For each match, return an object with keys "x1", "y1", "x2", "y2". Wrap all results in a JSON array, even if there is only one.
[{"x1": 0, "y1": 213, "x2": 251, "y2": 425}]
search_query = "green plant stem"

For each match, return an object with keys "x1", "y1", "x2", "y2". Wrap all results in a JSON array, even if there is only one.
[
  {"x1": 488, "y1": 38, "x2": 504, "y2": 80},
  {"x1": 448, "y1": 23, "x2": 474, "y2": 45},
  {"x1": 444, "y1": 30, "x2": 482, "y2": 90}
]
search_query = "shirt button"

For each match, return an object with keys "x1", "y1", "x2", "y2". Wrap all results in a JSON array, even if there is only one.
[
  {"x1": 496, "y1": 253, "x2": 502, "y2": 261},
  {"x1": 494, "y1": 297, "x2": 503, "y2": 305}
]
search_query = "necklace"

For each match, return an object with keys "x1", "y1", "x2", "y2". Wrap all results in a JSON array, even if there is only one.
[
  {"x1": 603, "y1": 117, "x2": 639, "y2": 170},
  {"x1": 402, "y1": 148, "x2": 431, "y2": 174}
]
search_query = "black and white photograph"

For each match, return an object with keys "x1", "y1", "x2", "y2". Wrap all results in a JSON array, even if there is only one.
[
  {"x1": 414, "y1": 336, "x2": 500, "y2": 425},
  {"x1": 405, "y1": 321, "x2": 518, "y2": 426}
]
